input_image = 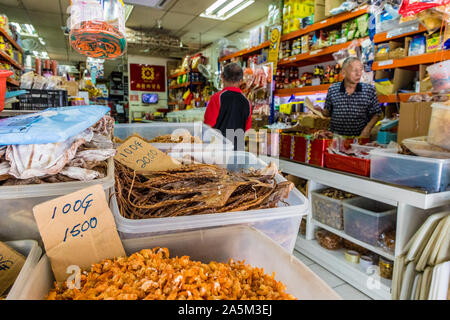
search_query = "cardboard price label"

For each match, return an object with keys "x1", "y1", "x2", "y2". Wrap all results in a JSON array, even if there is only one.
[
  {"x1": 115, "y1": 136, "x2": 182, "y2": 172},
  {"x1": 33, "y1": 184, "x2": 125, "y2": 282},
  {"x1": 0, "y1": 242, "x2": 26, "y2": 296}
]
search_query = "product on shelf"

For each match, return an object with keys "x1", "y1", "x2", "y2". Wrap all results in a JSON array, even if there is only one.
[
  {"x1": 344, "y1": 249, "x2": 360, "y2": 263},
  {"x1": 311, "y1": 188, "x2": 357, "y2": 230},
  {"x1": 379, "y1": 257, "x2": 394, "y2": 280},
  {"x1": 427, "y1": 102, "x2": 450, "y2": 151},
  {"x1": 315, "y1": 228, "x2": 343, "y2": 250},
  {"x1": 115, "y1": 160, "x2": 294, "y2": 220},
  {"x1": 343, "y1": 239, "x2": 369, "y2": 255},
  {"x1": 427, "y1": 60, "x2": 450, "y2": 93},
  {"x1": 378, "y1": 229, "x2": 396, "y2": 253},
  {"x1": 300, "y1": 217, "x2": 306, "y2": 236},
  {"x1": 401, "y1": 136, "x2": 450, "y2": 159},
  {"x1": 47, "y1": 247, "x2": 296, "y2": 300}
]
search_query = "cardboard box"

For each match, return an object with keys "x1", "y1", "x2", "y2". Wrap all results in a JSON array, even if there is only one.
[
  {"x1": 314, "y1": 0, "x2": 326, "y2": 23},
  {"x1": 397, "y1": 102, "x2": 433, "y2": 143},
  {"x1": 375, "y1": 69, "x2": 416, "y2": 95},
  {"x1": 325, "y1": 0, "x2": 344, "y2": 17},
  {"x1": 419, "y1": 64, "x2": 433, "y2": 92}
]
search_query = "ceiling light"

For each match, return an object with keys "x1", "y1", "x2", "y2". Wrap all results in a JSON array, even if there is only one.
[
  {"x1": 38, "y1": 37, "x2": 46, "y2": 45},
  {"x1": 200, "y1": 0, "x2": 254, "y2": 20}
]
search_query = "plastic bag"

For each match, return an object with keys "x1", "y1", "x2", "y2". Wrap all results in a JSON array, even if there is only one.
[
  {"x1": 418, "y1": 8, "x2": 445, "y2": 34},
  {"x1": 0, "y1": 105, "x2": 110, "y2": 145},
  {"x1": 399, "y1": 0, "x2": 450, "y2": 17},
  {"x1": 20, "y1": 71, "x2": 34, "y2": 90}
]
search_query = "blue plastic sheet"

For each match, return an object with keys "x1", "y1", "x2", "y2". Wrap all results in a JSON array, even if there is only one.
[{"x1": 0, "y1": 105, "x2": 109, "y2": 145}]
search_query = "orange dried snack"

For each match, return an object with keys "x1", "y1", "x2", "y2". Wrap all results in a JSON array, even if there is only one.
[{"x1": 47, "y1": 248, "x2": 296, "y2": 300}]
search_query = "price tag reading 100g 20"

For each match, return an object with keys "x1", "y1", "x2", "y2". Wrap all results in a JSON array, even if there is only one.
[{"x1": 114, "y1": 136, "x2": 181, "y2": 172}]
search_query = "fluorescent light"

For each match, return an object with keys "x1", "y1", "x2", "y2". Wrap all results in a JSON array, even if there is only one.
[
  {"x1": 217, "y1": 0, "x2": 245, "y2": 16},
  {"x1": 205, "y1": 0, "x2": 227, "y2": 14},
  {"x1": 222, "y1": 0, "x2": 254, "y2": 19}
]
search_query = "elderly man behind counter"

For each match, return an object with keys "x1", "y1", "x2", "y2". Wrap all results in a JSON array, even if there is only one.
[{"x1": 321, "y1": 57, "x2": 382, "y2": 138}]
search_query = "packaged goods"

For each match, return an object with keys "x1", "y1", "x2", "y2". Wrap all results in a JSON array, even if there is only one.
[
  {"x1": 47, "y1": 247, "x2": 296, "y2": 300},
  {"x1": 427, "y1": 103, "x2": 450, "y2": 150},
  {"x1": 399, "y1": 0, "x2": 450, "y2": 17},
  {"x1": 379, "y1": 257, "x2": 394, "y2": 280},
  {"x1": 315, "y1": 229, "x2": 343, "y2": 250},
  {"x1": 378, "y1": 229, "x2": 396, "y2": 253},
  {"x1": 408, "y1": 35, "x2": 426, "y2": 56},
  {"x1": 343, "y1": 239, "x2": 369, "y2": 255},
  {"x1": 311, "y1": 188, "x2": 357, "y2": 230},
  {"x1": 427, "y1": 60, "x2": 450, "y2": 93}
]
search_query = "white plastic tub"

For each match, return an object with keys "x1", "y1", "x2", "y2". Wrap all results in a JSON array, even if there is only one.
[
  {"x1": 4, "y1": 240, "x2": 42, "y2": 300},
  {"x1": 114, "y1": 122, "x2": 233, "y2": 152},
  {"x1": 0, "y1": 158, "x2": 115, "y2": 247},
  {"x1": 111, "y1": 151, "x2": 308, "y2": 253},
  {"x1": 370, "y1": 148, "x2": 450, "y2": 193},
  {"x1": 17, "y1": 226, "x2": 340, "y2": 300}
]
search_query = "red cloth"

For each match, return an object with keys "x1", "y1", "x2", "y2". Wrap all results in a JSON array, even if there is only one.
[{"x1": 204, "y1": 87, "x2": 252, "y2": 131}]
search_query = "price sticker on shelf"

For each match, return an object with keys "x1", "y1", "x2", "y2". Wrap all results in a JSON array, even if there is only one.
[
  {"x1": 310, "y1": 50, "x2": 322, "y2": 56},
  {"x1": 115, "y1": 136, "x2": 182, "y2": 172},
  {"x1": 378, "y1": 60, "x2": 394, "y2": 67},
  {"x1": 33, "y1": 185, "x2": 125, "y2": 282}
]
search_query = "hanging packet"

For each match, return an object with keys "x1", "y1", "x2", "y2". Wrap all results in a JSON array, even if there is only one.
[{"x1": 0, "y1": 105, "x2": 109, "y2": 145}]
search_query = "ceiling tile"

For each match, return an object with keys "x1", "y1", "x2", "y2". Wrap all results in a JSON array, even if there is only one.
[
  {"x1": 170, "y1": 0, "x2": 216, "y2": 16},
  {"x1": 207, "y1": 20, "x2": 243, "y2": 35},
  {"x1": 22, "y1": 0, "x2": 70, "y2": 14},
  {"x1": 159, "y1": 11, "x2": 196, "y2": 31},
  {"x1": 125, "y1": 5, "x2": 165, "y2": 29},
  {"x1": 0, "y1": 0, "x2": 19, "y2": 7},
  {"x1": 227, "y1": 1, "x2": 267, "y2": 24},
  {"x1": 28, "y1": 12, "x2": 65, "y2": 27},
  {"x1": 1, "y1": 7, "x2": 30, "y2": 23}
]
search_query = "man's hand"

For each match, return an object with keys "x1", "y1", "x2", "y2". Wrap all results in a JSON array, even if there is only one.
[{"x1": 360, "y1": 128, "x2": 371, "y2": 138}]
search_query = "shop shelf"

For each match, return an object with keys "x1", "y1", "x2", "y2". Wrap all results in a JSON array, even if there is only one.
[
  {"x1": 110, "y1": 151, "x2": 309, "y2": 253},
  {"x1": 275, "y1": 84, "x2": 331, "y2": 97},
  {"x1": 343, "y1": 197, "x2": 397, "y2": 247},
  {"x1": 218, "y1": 41, "x2": 271, "y2": 62},
  {"x1": 4, "y1": 240, "x2": 42, "y2": 300},
  {"x1": 114, "y1": 122, "x2": 233, "y2": 152},
  {"x1": 6, "y1": 77, "x2": 19, "y2": 86},
  {"x1": 19, "y1": 225, "x2": 340, "y2": 300},
  {"x1": 0, "y1": 27, "x2": 24, "y2": 53},
  {"x1": 278, "y1": 37, "x2": 368, "y2": 67},
  {"x1": 168, "y1": 70, "x2": 188, "y2": 79},
  {"x1": 281, "y1": 6, "x2": 369, "y2": 42},
  {"x1": 373, "y1": 23, "x2": 427, "y2": 44},
  {"x1": 370, "y1": 148, "x2": 450, "y2": 193},
  {"x1": 372, "y1": 50, "x2": 450, "y2": 71},
  {"x1": 324, "y1": 152, "x2": 371, "y2": 177},
  {"x1": 0, "y1": 50, "x2": 24, "y2": 70},
  {"x1": 377, "y1": 92, "x2": 431, "y2": 103},
  {"x1": 169, "y1": 81, "x2": 203, "y2": 89},
  {"x1": 0, "y1": 158, "x2": 115, "y2": 247},
  {"x1": 310, "y1": 188, "x2": 357, "y2": 230},
  {"x1": 312, "y1": 219, "x2": 395, "y2": 261}
]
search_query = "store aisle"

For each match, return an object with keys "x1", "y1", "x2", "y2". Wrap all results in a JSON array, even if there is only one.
[{"x1": 293, "y1": 250, "x2": 372, "y2": 300}]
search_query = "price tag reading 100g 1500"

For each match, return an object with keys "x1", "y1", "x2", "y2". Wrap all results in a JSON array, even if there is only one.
[{"x1": 115, "y1": 136, "x2": 182, "y2": 172}]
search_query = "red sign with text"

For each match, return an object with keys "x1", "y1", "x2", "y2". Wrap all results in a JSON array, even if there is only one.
[{"x1": 130, "y1": 64, "x2": 166, "y2": 92}]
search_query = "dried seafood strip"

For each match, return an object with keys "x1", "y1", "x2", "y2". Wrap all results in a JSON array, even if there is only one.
[
  {"x1": 47, "y1": 247, "x2": 296, "y2": 300},
  {"x1": 114, "y1": 159, "x2": 293, "y2": 219}
]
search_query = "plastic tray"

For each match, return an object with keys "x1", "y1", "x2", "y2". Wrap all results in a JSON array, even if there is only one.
[
  {"x1": 114, "y1": 122, "x2": 233, "y2": 152},
  {"x1": 4, "y1": 240, "x2": 42, "y2": 300},
  {"x1": 0, "y1": 158, "x2": 115, "y2": 248},
  {"x1": 311, "y1": 189, "x2": 358, "y2": 230},
  {"x1": 111, "y1": 151, "x2": 308, "y2": 253},
  {"x1": 17, "y1": 226, "x2": 341, "y2": 300},
  {"x1": 370, "y1": 148, "x2": 450, "y2": 193},
  {"x1": 324, "y1": 152, "x2": 371, "y2": 177},
  {"x1": 343, "y1": 197, "x2": 397, "y2": 247}
]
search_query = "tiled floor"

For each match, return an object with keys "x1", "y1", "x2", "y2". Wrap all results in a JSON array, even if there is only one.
[{"x1": 293, "y1": 249, "x2": 372, "y2": 300}]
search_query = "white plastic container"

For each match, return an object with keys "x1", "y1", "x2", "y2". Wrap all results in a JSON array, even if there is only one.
[
  {"x1": 4, "y1": 240, "x2": 42, "y2": 300},
  {"x1": 0, "y1": 158, "x2": 115, "y2": 247},
  {"x1": 370, "y1": 148, "x2": 450, "y2": 193},
  {"x1": 427, "y1": 61, "x2": 450, "y2": 93},
  {"x1": 17, "y1": 226, "x2": 340, "y2": 300},
  {"x1": 402, "y1": 136, "x2": 450, "y2": 159},
  {"x1": 111, "y1": 151, "x2": 308, "y2": 253},
  {"x1": 427, "y1": 103, "x2": 450, "y2": 151},
  {"x1": 114, "y1": 122, "x2": 233, "y2": 152}
]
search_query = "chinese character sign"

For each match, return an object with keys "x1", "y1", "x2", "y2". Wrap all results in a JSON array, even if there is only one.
[{"x1": 130, "y1": 64, "x2": 165, "y2": 92}]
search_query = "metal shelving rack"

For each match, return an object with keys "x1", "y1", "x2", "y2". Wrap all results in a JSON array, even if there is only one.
[{"x1": 258, "y1": 155, "x2": 450, "y2": 300}]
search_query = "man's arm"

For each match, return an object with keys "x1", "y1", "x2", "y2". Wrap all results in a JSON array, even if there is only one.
[
  {"x1": 360, "y1": 113, "x2": 380, "y2": 138},
  {"x1": 360, "y1": 87, "x2": 382, "y2": 138}
]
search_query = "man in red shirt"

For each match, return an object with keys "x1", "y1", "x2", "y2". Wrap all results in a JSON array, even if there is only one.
[{"x1": 204, "y1": 63, "x2": 252, "y2": 150}]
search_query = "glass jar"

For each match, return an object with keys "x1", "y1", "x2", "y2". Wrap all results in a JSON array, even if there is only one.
[{"x1": 379, "y1": 257, "x2": 394, "y2": 280}]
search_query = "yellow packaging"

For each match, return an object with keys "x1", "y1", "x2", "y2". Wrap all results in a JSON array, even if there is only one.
[{"x1": 426, "y1": 35, "x2": 440, "y2": 53}]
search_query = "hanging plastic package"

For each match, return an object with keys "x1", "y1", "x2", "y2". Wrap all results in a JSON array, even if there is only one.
[
  {"x1": 399, "y1": 0, "x2": 450, "y2": 17},
  {"x1": 0, "y1": 105, "x2": 110, "y2": 145},
  {"x1": 69, "y1": 0, "x2": 126, "y2": 59}
]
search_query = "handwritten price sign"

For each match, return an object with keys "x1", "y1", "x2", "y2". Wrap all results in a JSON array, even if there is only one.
[
  {"x1": 33, "y1": 185, "x2": 125, "y2": 282},
  {"x1": 115, "y1": 136, "x2": 181, "y2": 171}
]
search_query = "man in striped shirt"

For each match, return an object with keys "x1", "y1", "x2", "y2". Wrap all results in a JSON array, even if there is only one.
[{"x1": 321, "y1": 57, "x2": 382, "y2": 137}]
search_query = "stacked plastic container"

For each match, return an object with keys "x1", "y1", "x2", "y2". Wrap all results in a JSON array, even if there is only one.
[
  {"x1": 111, "y1": 151, "x2": 308, "y2": 253},
  {"x1": 114, "y1": 122, "x2": 233, "y2": 152},
  {"x1": 18, "y1": 226, "x2": 340, "y2": 300}
]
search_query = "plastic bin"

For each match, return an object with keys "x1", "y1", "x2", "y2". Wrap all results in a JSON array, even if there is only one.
[
  {"x1": 370, "y1": 148, "x2": 450, "y2": 193},
  {"x1": 111, "y1": 151, "x2": 308, "y2": 253},
  {"x1": 17, "y1": 226, "x2": 341, "y2": 300},
  {"x1": 114, "y1": 122, "x2": 233, "y2": 152},
  {"x1": 266, "y1": 131, "x2": 280, "y2": 157},
  {"x1": 0, "y1": 158, "x2": 115, "y2": 248},
  {"x1": 4, "y1": 240, "x2": 42, "y2": 300},
  {"x1": 427, "y1": 103, "x2": 450, "y2": 151},
  {"x1": 311, "y1": 189, "x2": 358, "y2": 230},
  {"x1": 0, "y1": 70, "x2": 13, "y2": 112},
  {"x1": 324, "y1": 152, "x2": 371, "y2": 177},
  {"x1": 343, "y1": 197, "x2": 397, "y2": 247},
  {"x1": 14, "y1": 89, "x2": 69, "y2": 110}
]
